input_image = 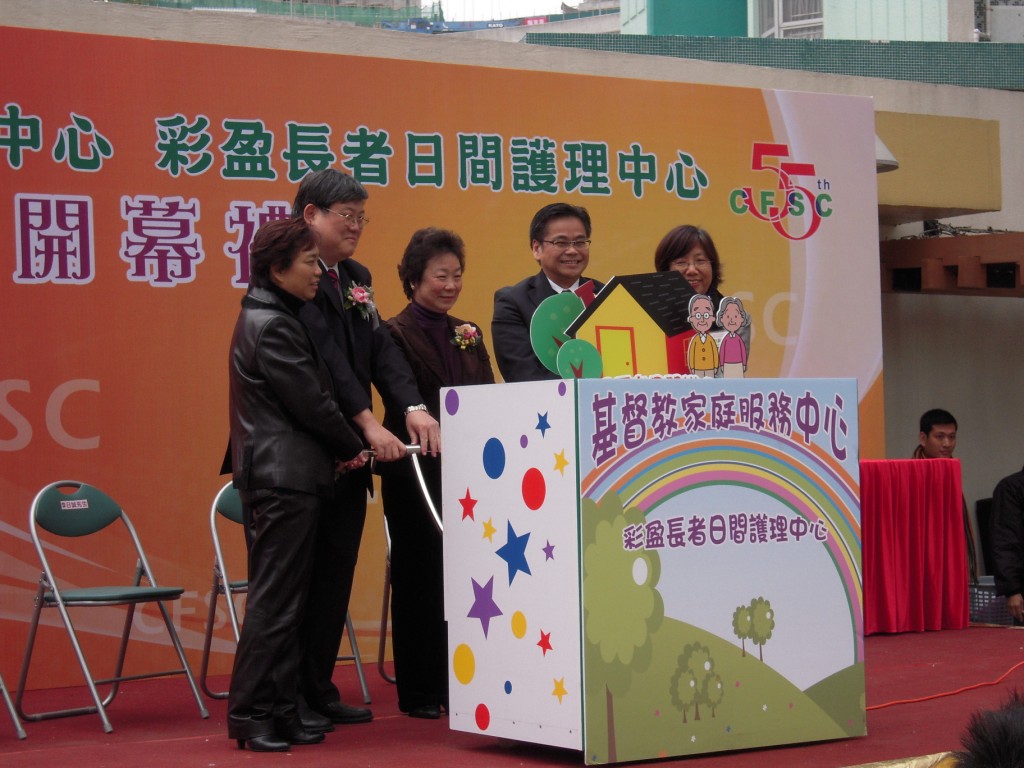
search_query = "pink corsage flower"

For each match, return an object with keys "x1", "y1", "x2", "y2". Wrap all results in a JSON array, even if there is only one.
[
  {"x1": 451, "y1": 323, "x2": 480, "y2": 350},
  {"x1": 344, "y1": 283, "x2": 376, "y2": 321}
]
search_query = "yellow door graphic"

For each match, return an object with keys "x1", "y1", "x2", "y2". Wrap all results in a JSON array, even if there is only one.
[{"x1": 596, "y1": 327, "x2": 636, "y2": 377}]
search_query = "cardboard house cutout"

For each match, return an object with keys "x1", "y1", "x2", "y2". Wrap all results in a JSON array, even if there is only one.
[{"x1": 565, "y1": 271, "x2": 697, "y2": 376}]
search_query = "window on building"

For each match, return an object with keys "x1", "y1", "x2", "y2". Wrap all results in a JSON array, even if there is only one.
[
  {"x1": 758, "y1": 0, "x2": 823, "y2": 39},
  {"x1": 758, "y1": 0, "x2": 776, "y2": 36}
]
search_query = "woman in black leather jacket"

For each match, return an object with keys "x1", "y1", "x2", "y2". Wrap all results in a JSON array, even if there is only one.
[{"x1": 226, "y1": 217, "x2": 364, "y2": 752}]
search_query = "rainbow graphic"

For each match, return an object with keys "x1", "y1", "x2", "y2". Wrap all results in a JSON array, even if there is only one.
[{"x1": 582, "y1": 425, "x2": 863, "y2": 661}]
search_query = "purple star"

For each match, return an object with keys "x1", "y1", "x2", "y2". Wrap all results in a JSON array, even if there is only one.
[
  {"x1": 543, "y1": 540, "x2": 555, "y2": 560},
  {"x1": 467, "y1": 576, "x2": 503, "y2": 637}
]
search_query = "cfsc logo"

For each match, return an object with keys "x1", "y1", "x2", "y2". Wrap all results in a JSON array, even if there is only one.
[{"x1": 729, "y1": 142, "x2": 832, "y2": 241}]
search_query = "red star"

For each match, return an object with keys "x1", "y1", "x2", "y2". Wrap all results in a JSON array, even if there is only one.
[
  {"x1": 459, "y1": 488, "x2": 477, "y2": 521},
  {"x1": 537, "y1": 630, "x2": 553, "y2": 656}
]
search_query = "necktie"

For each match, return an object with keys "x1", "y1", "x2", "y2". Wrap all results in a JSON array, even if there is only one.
[{"x1": 326, "y1": 268, "x2": 341, "y2": 297}]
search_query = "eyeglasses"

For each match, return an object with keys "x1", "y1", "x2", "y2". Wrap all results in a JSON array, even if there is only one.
[
  {"x1": 671, "y1": 257, "x2": 711, "y2": 270},
  {"x1": 322, "y1": 208, "x2": 370, "y2": 228},
  {"x1": 541, "y1": 239, "x2": 591, "y2": 251}
]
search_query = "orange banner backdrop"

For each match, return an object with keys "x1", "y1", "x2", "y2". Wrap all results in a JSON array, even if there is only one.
[{"x1": 1, "y1": 26, "x2": 882, "y2": 689}]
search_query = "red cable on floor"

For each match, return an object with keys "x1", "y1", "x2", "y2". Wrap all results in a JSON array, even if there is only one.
[{"x1": 867, "y1": 659, "x2": 1024, "y2": 711}]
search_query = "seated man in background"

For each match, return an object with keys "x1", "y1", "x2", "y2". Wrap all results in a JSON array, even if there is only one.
[
  {"x1": 912, "y1": 408, "x2": 978, "y2": 582},
  {"x1": 989, "y1": 462, "x2": 1024, "y2": 624},
  {"x1": 914, "y1": 408, "x2": 959, "y2": 459}
]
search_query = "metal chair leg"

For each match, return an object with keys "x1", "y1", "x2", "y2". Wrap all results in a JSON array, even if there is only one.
[
  {"x1": 0, "y1": 673, "x2": 26, "y2": 740},
  {"x1": 341, "y1": 613, "x2": 371, "y2": 705},
  {"x1": 155, "y1": 600, "x2": 209, "y2": 719},
  {"x1": 16, "y1": 582, "x2": 114, "y2": 733},
  {"x1": 377, "y1": 556, "x2": 396, "y2": 684},
  {"x1": 199, "y1": 569, "x2": 229, "y2": 700}
]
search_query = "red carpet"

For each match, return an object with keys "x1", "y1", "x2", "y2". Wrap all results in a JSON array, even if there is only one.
[{"x1": 3, "y1": 626, "x2": 1023, "y2": 767}]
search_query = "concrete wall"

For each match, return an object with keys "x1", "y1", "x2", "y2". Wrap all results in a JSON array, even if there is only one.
[
  {"x1": 5, "y1": 0, "x2": 1022, "y2": 568},
  {"x1": 991, "y1": 5, "x2": 1024, "y2": 41}
]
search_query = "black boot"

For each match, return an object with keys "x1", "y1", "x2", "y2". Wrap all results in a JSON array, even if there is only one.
[{"x1": 228, "y1": 715, "x2": 290, "y2": 752}]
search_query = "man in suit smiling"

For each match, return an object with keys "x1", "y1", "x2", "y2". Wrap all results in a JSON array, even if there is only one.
[
  {"x1": 491, "y1": 202, "x2": 604, "y2": 382},
  {"x1": 291, "y1": 170, "x2": 439, "y2": 732}
]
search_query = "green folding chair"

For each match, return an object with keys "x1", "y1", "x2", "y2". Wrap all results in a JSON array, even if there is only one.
[
  {"x1": 198, "y1": 481, "x2": 370, "y2": 703},
  {"x1": 14, "y1": 481, "x2": 209, "y2": 733},
  {"x1": 199, "y1": 482, "x2": 247, "y2": 699}
]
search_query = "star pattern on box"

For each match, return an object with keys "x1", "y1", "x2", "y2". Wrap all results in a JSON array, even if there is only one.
[
  {"x1": 553, "y1": 450, "x2": 569, "y2": 476},
  {"x1": 552, "y1": 677, "x2": 568, "y2": 704},
  {"x1": 536, "y1": 412, "x2": 551, "y2": 437},
  {"x1": 467, "y1": 576, "x2": 502, "y2": 637},
  {"x1": 444, "y1": 380, "x2": 581, "y2": 749},
  {"x1": 460, "y1": 488, "x2": 477, "y2": 521},
  {"x1": 537, "y1": 630, "x2": 553, "y2": 656},
  {"x1": 496, "y1": 521, "x2": 531, "y2": 585}
]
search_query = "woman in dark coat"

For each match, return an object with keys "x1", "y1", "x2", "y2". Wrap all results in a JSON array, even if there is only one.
[
  {"x1": 380, "y1": 228, "x2": 495, "y2": 719},
  {"x1": 226, "y1": 217, "x2": 365, "y2": 751},
  {"x1": 653, "y1": 224, "x2": 725, "y2": 311}
]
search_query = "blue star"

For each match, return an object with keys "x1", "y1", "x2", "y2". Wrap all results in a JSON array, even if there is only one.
[
  {"x1": 496, "y1": 521, "x2": 531, "y2": 585},
  {"x1": 467, "y1": 576, "x2": 502, "y2": 637},
  {"x1": 536, "y1": 412, "x2": 551, "y2": 437}
]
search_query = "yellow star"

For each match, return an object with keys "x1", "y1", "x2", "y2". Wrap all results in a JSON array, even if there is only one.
[
  {"x1": 482, "y1": 518, "x2": 497, "y2": 542},
  {"x1": 552, "y1": 677, "x2": 568, "y2": 704},
  {"x1": 553, "y1": 450, "x2": 569, "y2": 476}
]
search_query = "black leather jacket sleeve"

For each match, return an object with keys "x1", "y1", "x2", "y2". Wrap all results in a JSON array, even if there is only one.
[{"x1": 991, "y1": 470, "x2": 1024, "y2": 597}]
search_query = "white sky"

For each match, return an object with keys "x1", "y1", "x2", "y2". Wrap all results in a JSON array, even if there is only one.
[{"x1": 438, "y1": 1, "x2": 570, "y2": 22}]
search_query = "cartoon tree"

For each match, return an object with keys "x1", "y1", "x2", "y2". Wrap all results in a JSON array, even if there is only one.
[
  {"x1": 581, "y1": 493, "x2": 664, "y2": 762},
  {"x1": 669, "y1": 641, "x2": 714, "y2": 721},
  {"x1": 748, "y1": 596, "x2": 776, "y2": 662},
  {"x1": 530, "y1": 292, "x2": 585, "y2": 375},
  {"x1": 732, "y1": 603, "x2": 752, "y2": 656},
  {"x1": 669, "y1": 667, "x2": 699, "y2": 723},
  {"x1": 705, "y1": 673, "x2": 725, "y2": 718}
]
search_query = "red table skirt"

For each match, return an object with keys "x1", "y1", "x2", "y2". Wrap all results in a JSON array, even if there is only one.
[{"x1": 860, "y1": 459, "x2": 969, "y2": 634}]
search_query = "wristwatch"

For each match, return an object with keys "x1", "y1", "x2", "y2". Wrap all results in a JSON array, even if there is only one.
[{"x1": 404, "y1": 404, "x2": 428, "y2": 415}]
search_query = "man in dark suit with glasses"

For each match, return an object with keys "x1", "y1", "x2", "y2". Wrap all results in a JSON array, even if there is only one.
[
  {"x1": 291, "y1": 169, "x2": 439, "y2": 733},
  {"x1": 491, "y1": 202, "x2": 604, "y2": 382}
]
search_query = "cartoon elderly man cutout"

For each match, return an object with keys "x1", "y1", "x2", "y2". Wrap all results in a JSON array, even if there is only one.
[{"x1": 687, "y1": 293, "x2": 719, "y2": 378}]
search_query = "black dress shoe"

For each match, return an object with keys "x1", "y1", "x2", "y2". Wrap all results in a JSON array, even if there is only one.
[
  {"x1": 236, "y1": 734, "x2": 290, "y2": 752},
  {"x1": 319, "y1": 701, "x2": 373, "y2": 724},
  {"x1": 299, "y1": 708, "x2": 335, "y2": 734},
  {"x1": 407, "y1": 704, "x2": 441, "y2": 720},
  {"x1": 286, "y1": 728, "x2": 325, "y2": 746},
  {"x1": 275, "y1": 715, "x2": 326, "y2": 746}
]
